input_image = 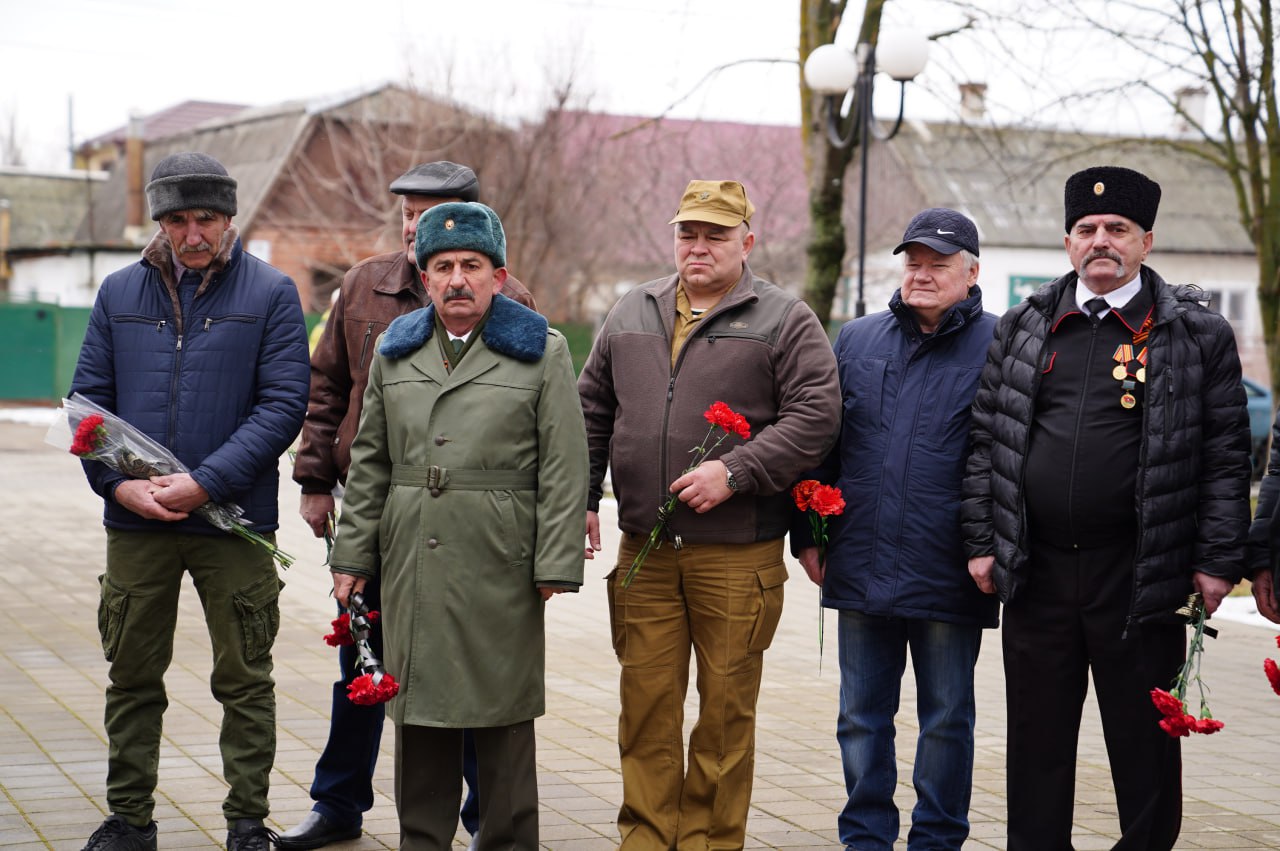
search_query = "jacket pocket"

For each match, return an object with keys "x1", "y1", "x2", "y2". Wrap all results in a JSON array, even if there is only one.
[
  {"x1": 233, "y1": 573, "x2": 285, "y2": 662},
  {"x1": 97, "y1": 574, "x2": 129, "y2": 662},
  {"x1": 926, "y1": 365, "x2": 982, "y2": 447},
  {"x1": 497, "y1": 491, "x2": 523, "y2": 567},
  {"x1": 842, "y1": 358, "x2": 888, "y2": 433},
  {"x1": 747, "y1": 562, "x2": 789, "y2": 653}
]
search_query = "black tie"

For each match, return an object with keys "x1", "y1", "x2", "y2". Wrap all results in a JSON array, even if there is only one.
[{"x1": 1085, "y1": 297, "x2": 1109, "y2": 326}]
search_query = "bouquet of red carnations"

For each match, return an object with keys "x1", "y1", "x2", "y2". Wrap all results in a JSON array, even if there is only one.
[
  {"x1": 621, "y1": 401, "x2": 751, "y2": 588},
  {"x1": 327, "y1": 591, "x2": 399, "y2": 705},
  {"x1": 47, "y1": 393, "x2": 294, "y2": 568},
  {"x1": 1150, "y1": 593, "x2": 1223, "y2": 737}
]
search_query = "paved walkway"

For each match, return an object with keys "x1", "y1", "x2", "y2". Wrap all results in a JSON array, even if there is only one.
[{"x1": 2, "y1": 414, "x2": 1279, "y2": 849}]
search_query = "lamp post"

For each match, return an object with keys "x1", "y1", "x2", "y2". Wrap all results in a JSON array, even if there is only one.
[{"x1": 804, "y1": 30, "x2": 929, "y2": 317}]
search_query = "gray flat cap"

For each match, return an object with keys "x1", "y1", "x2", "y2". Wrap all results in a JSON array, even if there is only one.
[{"x1": 389, "y1": 161, "x2": 480, "y2": 201}]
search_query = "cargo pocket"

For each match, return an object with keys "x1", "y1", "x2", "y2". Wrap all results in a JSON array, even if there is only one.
[
  {"x1": 233, "y1": 574, "x2": 285, "y2": 662},
  {"x1": 605, "y1": 567, "x2": 625, "y2": 659},
  {"x1": 747, "y1": 562, "x2": 788, "y2": 653},
  {"x1": 97, "y1": 574, "x2": 129, "y2": 662}
]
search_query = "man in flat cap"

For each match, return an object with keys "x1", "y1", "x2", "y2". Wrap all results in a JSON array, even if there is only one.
[
  {"x1": 797, "y1": 208, "x2": 997, "y2": 849},
  {"x1": 285, "y1": 162, "x2": 536, "y2": 848},
  {"x1": 328, "y1": 201, "x2": 588, "y2": 849},
  {"x1": 71, "y1": 152, "x2": 310, "y2": 851},
  {"x1": 961, "y1": 166, "x2": 1251, "y2": 849},
  {"x1": 578, "y1": 179, "x2": 840, "y2": 848}
]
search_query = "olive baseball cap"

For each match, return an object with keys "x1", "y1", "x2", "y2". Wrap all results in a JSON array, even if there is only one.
[{"x1": 668, "y1": 180, "x2": 756, "y2": 227}]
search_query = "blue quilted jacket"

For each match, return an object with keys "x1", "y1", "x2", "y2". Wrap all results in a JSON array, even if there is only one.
[
  {"x1": 70, "y1": 231, "x2": 310, "y2": 533},
  {"x1": 804, "y1": 287, "x2": 1000, "y2": 627}
]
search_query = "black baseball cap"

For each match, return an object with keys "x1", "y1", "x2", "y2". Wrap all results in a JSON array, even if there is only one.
[{"x1": 892, "y1": 207, "x2": 980, "y2": 257}]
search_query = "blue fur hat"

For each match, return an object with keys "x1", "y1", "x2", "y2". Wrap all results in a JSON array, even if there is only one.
[{"x1": 415, "y1": 202, "x2": 506, "y2": 269}]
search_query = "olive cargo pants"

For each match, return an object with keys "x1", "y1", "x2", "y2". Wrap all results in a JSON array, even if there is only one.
[{"x1": 99, "y1": 529, "x2": 282, "y2": 825}]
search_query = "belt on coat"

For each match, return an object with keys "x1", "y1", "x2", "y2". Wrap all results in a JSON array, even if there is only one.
[{"x1": 390, "y1": 463, "x2": 538, "y2": 497}]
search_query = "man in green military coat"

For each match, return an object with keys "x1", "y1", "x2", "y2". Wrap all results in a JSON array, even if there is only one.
[{"x1": 329, "y1": 201, "x2": 588, "y2": 850}]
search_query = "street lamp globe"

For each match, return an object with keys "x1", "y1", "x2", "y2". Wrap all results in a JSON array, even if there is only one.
[
  {"x1": 875, "y1": 29, "x2": 930, "y2": 82},
  {"x1": 803, "y1": 43, "x2": 860, "y2": 95}
]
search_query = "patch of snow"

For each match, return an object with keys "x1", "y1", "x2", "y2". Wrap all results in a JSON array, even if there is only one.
[
  {"x1": 1213, "y1": 595, "x2": 1278, "y2": 631},
  {"x1": 0, "y1": 408, "x2": 59, "y2": 427}
]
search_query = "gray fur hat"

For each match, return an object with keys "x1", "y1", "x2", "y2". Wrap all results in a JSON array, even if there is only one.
[
  {"x1": 146, "y1": 152, "x2": 237, "y2": 220},
  {"x1": 415, "y1": 202, "x2": 506, "y2": 269}
]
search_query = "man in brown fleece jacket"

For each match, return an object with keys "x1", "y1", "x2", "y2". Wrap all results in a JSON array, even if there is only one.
[{"x1": 578, "y1": 179, "x2": 840, "y2": 850}]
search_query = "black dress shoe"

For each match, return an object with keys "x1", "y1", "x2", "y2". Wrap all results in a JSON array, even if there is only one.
[{"x1": 276, "y1": 812, "x2": 361, "y2": 850}]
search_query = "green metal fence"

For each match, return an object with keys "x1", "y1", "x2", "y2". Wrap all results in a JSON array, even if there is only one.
[{"x1": 0, "y1": 299, "x2": 595, "y2": 401}]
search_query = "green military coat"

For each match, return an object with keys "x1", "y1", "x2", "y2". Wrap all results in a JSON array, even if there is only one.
[{"x1": 330, "y1": 295, "x2": 588, "y2": 727}]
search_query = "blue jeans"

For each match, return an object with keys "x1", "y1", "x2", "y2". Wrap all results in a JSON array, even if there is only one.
[
  {"x1": 310, "y1": 576, "x2": 479, "y2": 832},
  {"x1": 836, "y1": 610, "x2": 982, "y2": 851}
]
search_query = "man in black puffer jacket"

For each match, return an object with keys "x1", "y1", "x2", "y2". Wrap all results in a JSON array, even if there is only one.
[{"x1": 961, "y1": 166, "x2": 1250, "y2": 851}]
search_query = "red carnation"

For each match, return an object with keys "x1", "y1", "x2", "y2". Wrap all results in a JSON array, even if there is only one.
[
  {"x1": 704, "y1": 401, "x2": 751, "y2": 440},
  {"x1": 1265, "y1": 658, "x2": 1280, "y2": 696},
  {"x1": 323, "y1": 610, "x2": 379, "y2": 647},
  {"x1": 1149, "y1": 688, "x2": 1184, "y2": 718},
  {"x1": 348, "y1": 672, "x2": 399, "y2": 705},
  {"x1": 792, "y1": 479, "x2": 819, "y2": 512},
  {"x1": 1158, "y1": 713, "x2": 1195, "y2": 738},
  {"x1": 70, "y1": 414, "x2": 106, "y2": 457},
  {"x1": 1193, "y1": 717, "x2": 1224, "y2": 734},
  {"x1": 809, "y1": 484, "x2": 846, "y2": 517}
]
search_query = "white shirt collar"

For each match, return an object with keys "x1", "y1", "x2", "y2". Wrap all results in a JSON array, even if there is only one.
[{"x1": 1076, "y1": 276, "x2": 1142, "y2": 319}]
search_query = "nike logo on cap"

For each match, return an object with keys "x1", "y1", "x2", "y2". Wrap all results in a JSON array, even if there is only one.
[{"x1": 936, "y1": 229, "x2": 955, "y2": 235}]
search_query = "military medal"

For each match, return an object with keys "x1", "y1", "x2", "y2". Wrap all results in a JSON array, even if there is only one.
[{"x1": 1111, "y1": 342, "x2": 1146, "y2": 409}]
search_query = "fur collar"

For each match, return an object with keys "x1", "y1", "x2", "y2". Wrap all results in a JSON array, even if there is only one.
[
  {"x1": 379, "y1": 293, "x2": 549, "y2": 362},
  {"x1": 142, "y1": 223, "x2": 240, "y2": 294}
]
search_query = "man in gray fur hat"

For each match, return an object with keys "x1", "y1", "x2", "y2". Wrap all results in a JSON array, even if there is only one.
[
  {"x1": 284, "y1": 162, "x2": 537, "y2": 849},
  {"x1": 72, "y1": 152, "x2": 310, "y2": 851}
]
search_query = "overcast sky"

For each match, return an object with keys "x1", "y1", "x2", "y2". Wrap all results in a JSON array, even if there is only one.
[{"x1": 2, "y1": 0, "x2": 1208, "y2": 171}]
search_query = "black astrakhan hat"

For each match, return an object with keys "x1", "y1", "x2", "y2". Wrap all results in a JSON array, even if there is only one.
[{"x1": 1064, "y1": 166, "x2": 1161, "y2": 232}]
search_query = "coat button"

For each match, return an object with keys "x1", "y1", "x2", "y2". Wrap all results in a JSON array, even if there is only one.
[
  {"x1": 434, "y1": 435, "x2": 447, "y2": 445},
  {"x1": 426, "y1": 538, "x2": 439, "y2": 549},
  {"x1": 429, "y1": 488, "x2": 441, "y2": 497}
]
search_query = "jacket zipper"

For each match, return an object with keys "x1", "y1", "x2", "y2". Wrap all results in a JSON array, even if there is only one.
[
  {"x1": 359, "y1": 322, "x2": 375, "y2": 369},
  {"x1": 1064, "y1": 321, "x2": 1101, "y2": 546}
]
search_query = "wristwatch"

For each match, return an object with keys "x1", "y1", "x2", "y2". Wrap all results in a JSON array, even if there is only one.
[{"x1": 725, "y1": 469, "x2": 739, "y2": 493}]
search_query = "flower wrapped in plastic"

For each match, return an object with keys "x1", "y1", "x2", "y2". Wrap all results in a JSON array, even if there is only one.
[
  {"x1": 621, "y1": 401, "x2": 752, "y2": 588},
  {"x1": 47, "y1": 392, "x2": 294, "y2": 568},
  {"x1": 341, "y1": 591, "x2": 399, "y2": 705}
]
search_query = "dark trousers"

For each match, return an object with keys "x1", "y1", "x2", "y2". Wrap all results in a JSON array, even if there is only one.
[
  {"x1": 395, "y1": 720, "x2": 538, "y2": 851},
  {"x1": 309, "y1": 576, "x2": 479, "y2": 831},
  {"x1": 1003, "y1": 539, "x2": 1184, "y2": 851}
]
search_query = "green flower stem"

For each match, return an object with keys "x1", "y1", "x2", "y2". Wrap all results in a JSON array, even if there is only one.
[{"x1": 621, "y1": 424, "x2": 733, "y2": 589}]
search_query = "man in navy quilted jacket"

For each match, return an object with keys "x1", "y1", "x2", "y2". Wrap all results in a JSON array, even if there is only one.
[
  {"x1": 70, "y1": 152, "x2": 310, "y2": 851},
  {"x1": 796, "y1": 209, "x2": 998, "y2": 850}
]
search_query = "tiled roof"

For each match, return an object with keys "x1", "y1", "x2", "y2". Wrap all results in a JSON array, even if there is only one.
[{"x1": 80, "y1": 101, "x2": 250, "y2": 149}]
